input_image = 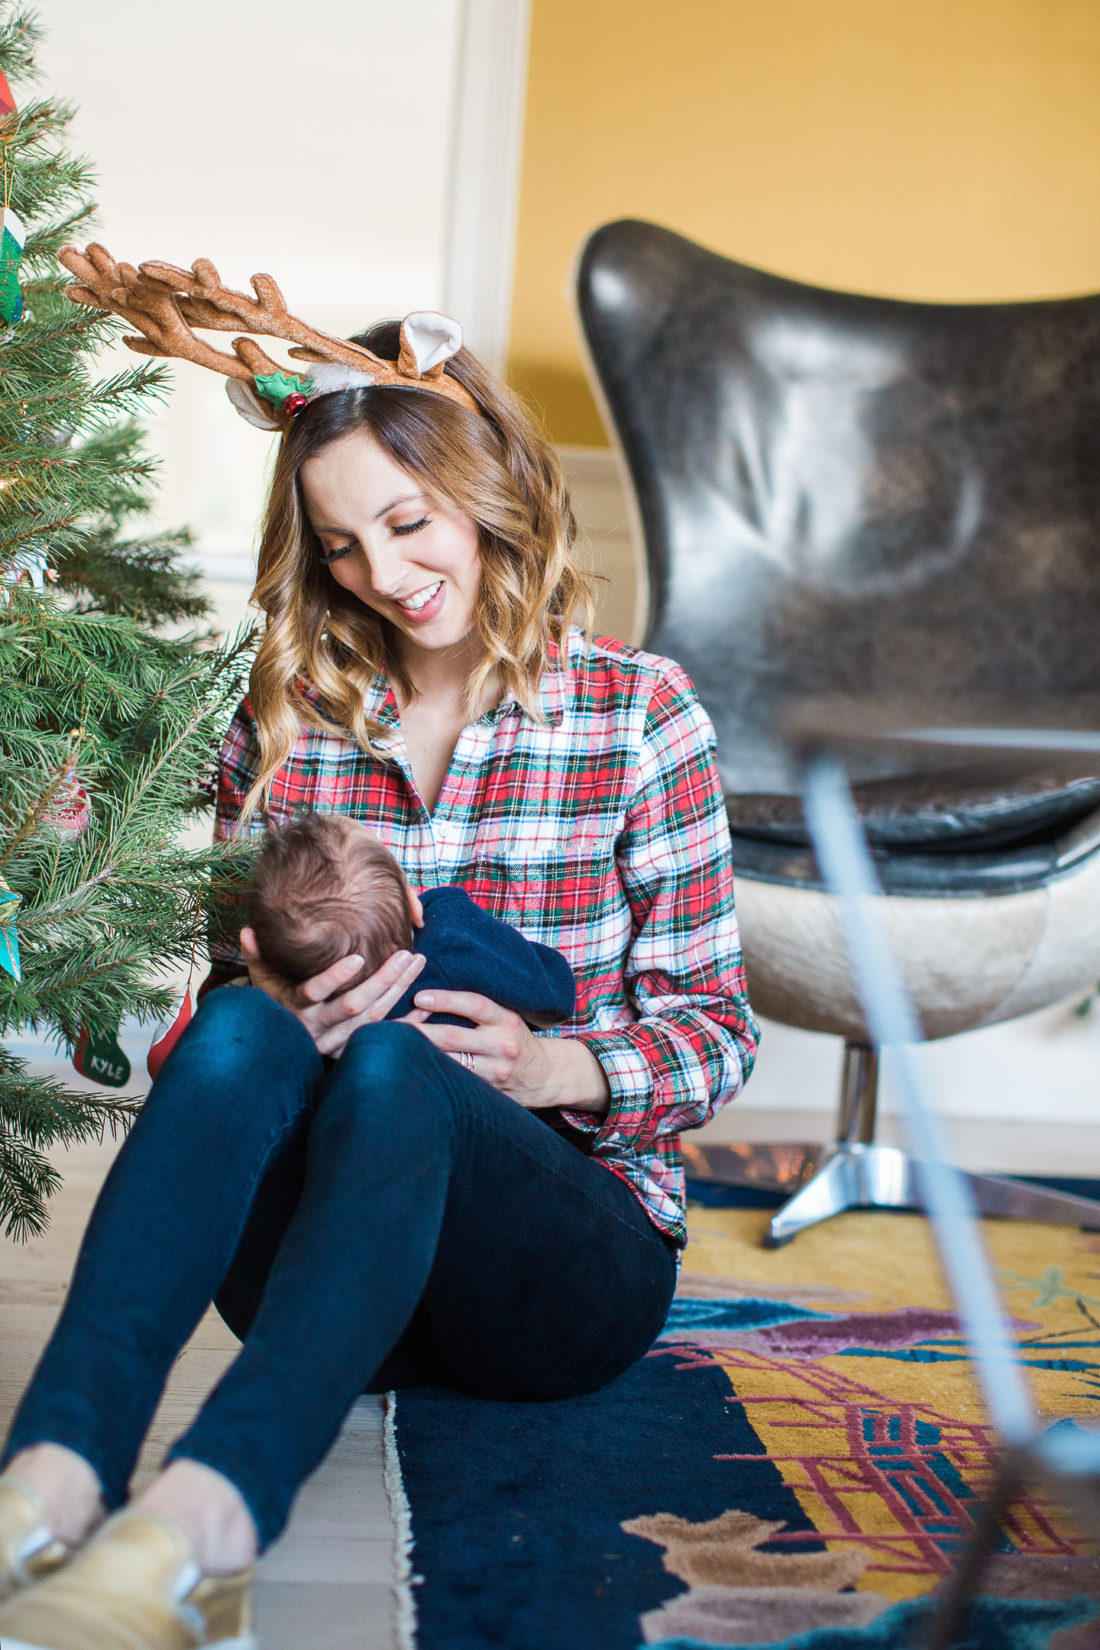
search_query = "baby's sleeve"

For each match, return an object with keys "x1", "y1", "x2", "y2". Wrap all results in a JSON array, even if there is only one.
[{"x1": 429, "y1": 889, "x2": 576, "y2": 1024}]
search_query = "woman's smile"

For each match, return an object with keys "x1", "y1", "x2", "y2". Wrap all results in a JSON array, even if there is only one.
[
  {"x1": 300, "y1": 430, "x2": 481, "y2": 662},
  {"x1": 392, "y1": 578, "x2": 444, "y2": 620}
]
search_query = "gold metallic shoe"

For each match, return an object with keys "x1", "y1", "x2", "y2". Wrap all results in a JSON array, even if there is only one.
[
  {"x1": 0, "y1": 1509, "x2": 255, "y2": 1650},
  {"x1": 0, "y1": 1477, "x2": 73, "y2": 1602}
]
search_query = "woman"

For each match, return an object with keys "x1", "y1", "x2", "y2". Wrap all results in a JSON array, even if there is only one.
[{"x1": 0, "y1": 312, "x2": 758, "y2": 1650}]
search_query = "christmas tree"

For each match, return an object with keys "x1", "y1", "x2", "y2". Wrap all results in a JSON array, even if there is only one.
[{"x1": 0, "y1": 6, "x2": 251, "y2": 1239}]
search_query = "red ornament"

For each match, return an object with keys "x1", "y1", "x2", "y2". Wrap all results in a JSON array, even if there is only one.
[
  {"x1": 47, "y1": 776, "x2": 91, "y2": 838},
  {"x1": 147, "y1": 983, "x2": 197, "y2": 1079},
  {"x1": 282, "y1": 392, "x2": 309, "y2": 416}
]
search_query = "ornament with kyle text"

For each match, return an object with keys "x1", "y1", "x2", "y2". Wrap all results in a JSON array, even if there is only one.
[{"x1": 73, "y1": 1024, "x2": 131, "y2": 1088}]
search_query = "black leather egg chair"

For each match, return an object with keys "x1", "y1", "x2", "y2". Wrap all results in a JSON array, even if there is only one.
[{"x1": 576, "y1": 218, "x2": 1100, "y2": 1246}]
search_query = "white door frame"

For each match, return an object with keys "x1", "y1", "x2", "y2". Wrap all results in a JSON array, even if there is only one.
[{"x1": 442, "y1": 0, "x2": 533, "y2": 375}]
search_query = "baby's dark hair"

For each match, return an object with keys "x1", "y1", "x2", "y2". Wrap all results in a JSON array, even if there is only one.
[{"x1": 247, "y1": 813, "x2": 413, "y2": 992}]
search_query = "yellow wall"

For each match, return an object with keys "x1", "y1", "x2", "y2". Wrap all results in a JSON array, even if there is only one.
[{"x1": 509, "y1": 0, "x2": 1100, "y2": 446}]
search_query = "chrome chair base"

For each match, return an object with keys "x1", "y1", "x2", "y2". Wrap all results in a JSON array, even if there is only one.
[
  {"x1": 683, "y1": 1138, "x2": 1100, "y2": 1248},
  {"x1": 683, "y1": 1040, "x2": 1100, "y2": 1247}
]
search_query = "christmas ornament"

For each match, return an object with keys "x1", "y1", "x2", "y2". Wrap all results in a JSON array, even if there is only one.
[
  {"x1": 0, "y1": 67, "x2": 22, "y2": 331},
  {"x1": 18, "y1": 547, "x2": 57, "y2": 590},
  {"x1": 146, "y1": 981, "x2": 197, "y2": 1079},
  {"x1": 0, "y1": 544, "x2": 58, "y2": 600},
  {"x1": 73, "y1": 1023, "x2": 131, "y2": 1088},
  {"x1": 0, "y1": 201, "x2": 25, "y2": 326},
  {"x1": 45, "y1": 770, "x2": 91, "y2": 838},
  {"x1": 0, "y1": 873, "x2": 21, "y2": 981}
]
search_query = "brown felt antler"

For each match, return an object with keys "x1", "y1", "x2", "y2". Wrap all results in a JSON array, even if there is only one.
[
  {"x1": 58, "y1": 243, "x2": 479, "y2": 415},
  {"x1": 136, "y1": 257, "x2": 387, "y2": 377},
  {"x1": 60, "y1": 243, "x2": 262, "y2": 381}
]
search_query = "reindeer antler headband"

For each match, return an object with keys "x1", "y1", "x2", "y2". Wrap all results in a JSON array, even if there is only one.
[{"x1": 57, "y1": 244, "x2": 478, "y2": 429}]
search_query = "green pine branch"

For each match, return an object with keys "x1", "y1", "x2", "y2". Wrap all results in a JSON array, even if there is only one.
[{"x1": 0, "y1": 5, "x2": 257, "y2": 1237}]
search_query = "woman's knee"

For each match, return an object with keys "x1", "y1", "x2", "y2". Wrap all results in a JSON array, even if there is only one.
[
  {"x1": 179, "y1": 986, "x2": 309, "y2": 1065},
  {"x1": 150, "y1": 986, "x2": 321, "y2": 1126},
  {"x1": 323, "y1": 1020, "x2": 455, "y2": 1129},
  {"x1": 339, "y1": 1019, "x2": 443, "y2": 1083}
]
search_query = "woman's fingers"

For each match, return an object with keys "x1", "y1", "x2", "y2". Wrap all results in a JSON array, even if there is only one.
[
  {"x1": 412, "y1": 1021, "x2": 494, "y2": 1078},
  {"x1": 410, "y1": 1021, "x2": 470, "y2": 1054},
  {"x1": 337, "y1": 949, "x2": 426, "y2": 1021},
  {"x1": 407, "y1": 993, "x2": 505, "y2": 1074},
  {"x1": 303, "y1": 951, "x2": 427, "y2": 1056},
  {"x1": 411, "y1": 989, "x2": 502, "y2": 1025},
  {"x1": 239, "y1": 938, "x2": 426, "y2": 1055},
  {"x1": 412, "y1": 1001, "x2": 523, "y2": 1073},
  {"x1": 297, "y1": 951, "x2": 368, "y2": 1010},
  {"x1": 313, "y1": 964, "x2": 422, "y2": 1055},
  {"x1": 397, "y1": 993, "x2": 559, "y2": 1110}
]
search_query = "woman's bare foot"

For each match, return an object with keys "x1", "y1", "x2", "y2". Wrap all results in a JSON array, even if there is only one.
[
  {"x1": 4, "y1": 1443, "x2": 105, "y2": 1545},
  {"x1": 133, "y1": 1458, "x2": 258, "y2": 1574}
]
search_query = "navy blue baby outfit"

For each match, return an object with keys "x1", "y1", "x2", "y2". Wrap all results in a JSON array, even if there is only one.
[{"x1": 388, "y1": 885, "x2": 576, "y2": 1028}]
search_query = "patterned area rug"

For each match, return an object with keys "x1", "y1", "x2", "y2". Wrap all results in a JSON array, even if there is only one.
[{"x1": 390, "y1": 1182, "x2": 1100, "y2": 1649}]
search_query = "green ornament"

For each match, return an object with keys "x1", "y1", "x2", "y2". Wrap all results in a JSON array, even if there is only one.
[
  {"x1": 253, "y1": 368, "x2": 314, "y2": 408},
  {"x1": 0, "y1": 203, "x2": 25, "y2": 327}
]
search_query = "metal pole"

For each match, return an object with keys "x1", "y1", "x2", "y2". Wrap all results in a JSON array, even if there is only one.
[{"x1": 801, "y1": 753, "x2": 1037, "y2": 1449}]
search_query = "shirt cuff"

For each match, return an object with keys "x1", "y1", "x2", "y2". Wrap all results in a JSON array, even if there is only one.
[{"x1": 558, "y1": 1030, "x2": 655, "y2": 1151}]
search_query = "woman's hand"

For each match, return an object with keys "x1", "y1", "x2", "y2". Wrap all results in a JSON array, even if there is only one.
[
  {"x1": 240, "y1": 926, "x2": 426, "y2": 1059},
  {"x1": 404, "y1": 990, "x2": 611, "y2": 1114}
]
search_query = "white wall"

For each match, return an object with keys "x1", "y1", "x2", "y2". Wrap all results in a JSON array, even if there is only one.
[{"x1": 36, "y1": 0, "x2": 464, "y2": 569}]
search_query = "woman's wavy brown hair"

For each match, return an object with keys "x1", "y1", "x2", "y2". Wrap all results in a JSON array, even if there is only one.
[{"x1": 243, "y1": 320, "x2": 595, "y2": 819}]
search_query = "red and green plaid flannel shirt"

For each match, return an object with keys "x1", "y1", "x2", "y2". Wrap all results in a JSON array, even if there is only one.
[{"x1": 213, "y1": 628, "x2": 758, "y2": 1246}]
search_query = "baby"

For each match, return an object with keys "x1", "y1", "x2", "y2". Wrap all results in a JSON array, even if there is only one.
[{"x1": 246, "y1": 811, "x2": 576, "y2": 1029}]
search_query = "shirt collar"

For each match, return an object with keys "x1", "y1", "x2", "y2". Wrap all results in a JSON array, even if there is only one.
[
  {"x1": 296, "y1": 671, "x2": 400, "y2": 732},
  {"x1": 341, "y1": 633, "x2": 571, "y2": 731},
  {"x1": 489, "y1": 634, "x2": 569, "y2": 727},
  {"x1": 360, "y1": 671, "x2": 399, "y2": 729}
]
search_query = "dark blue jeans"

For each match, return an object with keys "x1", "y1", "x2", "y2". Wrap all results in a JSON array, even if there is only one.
[{"x1": 2, "y1": 988, "x2": 677, "y2": 1548}]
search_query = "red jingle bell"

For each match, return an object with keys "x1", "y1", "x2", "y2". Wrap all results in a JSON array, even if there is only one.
[{"x1": 282, "y1": 392, "x2": 309, "y2": 417}]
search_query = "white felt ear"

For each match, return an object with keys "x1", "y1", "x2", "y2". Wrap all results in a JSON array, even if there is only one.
[
  {"x1": 226, "y1": 378, "x2": 284, "y2": 431},
  {"x1": 305, "y1": 362, "x2": 380, "y2": 396},
  {"x1": 400, "y1": 312, "x2": 463, "y2": 375}
]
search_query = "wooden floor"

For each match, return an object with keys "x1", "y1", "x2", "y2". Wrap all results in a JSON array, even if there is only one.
[{"x1": 0, "y1": 1114, "x2": 400, "y2": 1650}]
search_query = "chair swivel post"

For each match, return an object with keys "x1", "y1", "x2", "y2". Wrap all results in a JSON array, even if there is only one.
[{"x1": 836, "y1": 1043, "x2": 878, "y2": 1145}]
